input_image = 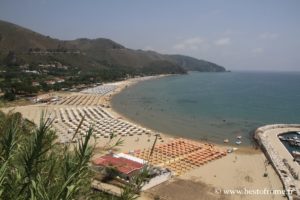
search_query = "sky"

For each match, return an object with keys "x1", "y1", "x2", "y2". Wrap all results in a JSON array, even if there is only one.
[{"x1": 0, "y1": 0, "x2": 300, "y2": 71}]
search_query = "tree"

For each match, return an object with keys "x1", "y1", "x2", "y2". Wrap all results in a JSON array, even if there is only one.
[
  {"x1": 3, "y1": 88, "x2": 16, "y2": 101},
  {"x1": 0, "y1": 111, "x2": 94, "y2": 199},
  {"x1": 0, "y1": 111, "x2": 148, "y2": 200},
  {"x1": 3, "y1": 51, "x2": 17, "y2": 66},
  {"x1": 40, "y1": 81, "x2": 50, "y2": 92}
]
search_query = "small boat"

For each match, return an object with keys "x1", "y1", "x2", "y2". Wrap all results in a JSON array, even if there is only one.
[
  {"x1": 278, "y1": 135, "x2": 285, "y2": 140},
  {"x1": 294, "y1": 157, "x2": 300, "y2": 163},
  {"x1": 235, "y1": 140, "x2": 242, "y2": 145},
  {"x1": 289, "y1": 140, "x2": 300, "y2": 147},
  {"x1": 293, "y1": 136, "x2": 299, "y2": 140},
  {"x1": 292, "y1": 151, "x2": 300, "y2": 157},
  {"x1": 227, "y1": 148, "x2": 233, "y2": 153},
  {"x1": 224, "y1": 139, "x2": 229, "y2": 143},
  {"x1": 236, "y1": 135, "x2": 242, "y2": 139}
]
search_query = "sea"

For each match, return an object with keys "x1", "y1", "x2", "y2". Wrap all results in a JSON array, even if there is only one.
[{"x1": 111, "y1": 71, "x2": 300, "y2": 146}]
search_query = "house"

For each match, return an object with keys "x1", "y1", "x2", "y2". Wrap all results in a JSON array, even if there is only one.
[
  {"x1": 45, "y1": 80, "x2": 56, "y2": 85},
  {"x1": 92, "y1": 154, "x2": 144, "y2": 180},
  {"x1": 24, "y1": 70, "x2": 39, "y2": 74},
  {"x1": 32, "y1": 81, "x2": 40, "y2": 86},
  {"x1": 54, "y1": 78, "x2": 65, "y2": 83},
  {"x1": 92, "y1": 153, "x2": 171, "y2": 192}
]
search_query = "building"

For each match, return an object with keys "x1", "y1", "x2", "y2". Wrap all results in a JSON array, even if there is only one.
[
  {"x1": 32, "y1": 81, "x2": 40, "y2": 86},
  {"x1": 45, "y1": 80, "x2": 56, "y2": 85},
  {"x1": 92, "y1": 153, "x2": 172, "y2": 193},
  {"x1": 54, "y1": 78, "x2": 65, "y2": 83},
  {"x1": 92, "y1": 154, "x2": 144, "y2": 180}
]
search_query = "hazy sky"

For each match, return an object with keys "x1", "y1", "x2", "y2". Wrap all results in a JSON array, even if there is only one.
[{"x1": 0, "y1": 0, "x2": 299, "y2": 71}]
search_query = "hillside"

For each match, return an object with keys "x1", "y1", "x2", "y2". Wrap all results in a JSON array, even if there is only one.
[
  {"x1": 0, "y1": 20, "x2": 226, "y2": 74},
  {"x1": 168, "y1": 55, "x2": 225, "y2": 72}
]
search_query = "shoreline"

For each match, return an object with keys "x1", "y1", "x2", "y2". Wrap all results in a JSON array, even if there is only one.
[
  {"x1": 106, "y1": 75, "x2": 286, "y2": 200},
  {"x1": 108, "y1": 74, "x2": 258, "y2": 152},
  {"x1": 0, "y1": 74, "x2": 287, "y2": 200},
  {"x1": 107, "y1": 74, "x2": 177, "y2": 139}
]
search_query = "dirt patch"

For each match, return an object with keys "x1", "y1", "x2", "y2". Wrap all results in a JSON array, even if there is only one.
[{"x1": 142, "y1": 178, "x2": 231, "y2": 200}]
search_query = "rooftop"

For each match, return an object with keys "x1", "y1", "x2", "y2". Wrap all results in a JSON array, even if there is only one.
[{"x1": 92, "y1": 155, "x2": 144, "y2": 175}]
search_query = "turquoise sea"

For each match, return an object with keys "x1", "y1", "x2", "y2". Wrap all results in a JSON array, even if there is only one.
[{"x1": 111, "y1": 71, "x2": 300, "y2": 146}]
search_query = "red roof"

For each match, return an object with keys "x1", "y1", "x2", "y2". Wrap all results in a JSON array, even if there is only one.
[{"x1": 92, "y1": 155, "x2": 144, "y2": 175}]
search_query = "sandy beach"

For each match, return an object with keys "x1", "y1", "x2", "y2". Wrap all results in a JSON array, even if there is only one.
[{"x1": 0, "y1": 76, "x2": 286, "y2": 200}]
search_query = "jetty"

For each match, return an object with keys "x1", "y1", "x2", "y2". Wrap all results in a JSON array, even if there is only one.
[{"x1": 255, "y1": 124, "x2": 300, "y2": 200}]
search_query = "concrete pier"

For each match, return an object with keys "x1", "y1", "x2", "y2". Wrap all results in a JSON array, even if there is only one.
[{"x1": 255, "y1": 124, "x2": 300, "y2": 200}]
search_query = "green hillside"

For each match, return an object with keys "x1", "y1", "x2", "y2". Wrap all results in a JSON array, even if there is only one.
[
  {"x1": 168, "y1": 55, "x2": 226, "y2": 72},
  {"x1": 0, "y1": 20, "x2": 226, "y2": 73},
  {"x1": 0, "y1": 20, "x2": 226, "y2": 100}
]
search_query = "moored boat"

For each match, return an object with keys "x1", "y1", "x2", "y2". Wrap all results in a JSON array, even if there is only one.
[
  {"x1": 235, "y1": 140, "x2": 242, "y2": 145},
  {"x1": 292, "y1": 151, "x2": 300, "y2": 157}
]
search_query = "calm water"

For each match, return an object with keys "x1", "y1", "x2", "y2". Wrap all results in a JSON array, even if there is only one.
[{"x1": 112, "y1": 71, "x2": 300, "y2": 146}]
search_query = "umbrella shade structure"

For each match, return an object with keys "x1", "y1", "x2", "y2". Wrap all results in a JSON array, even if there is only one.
[
  {"x1": 51, "y1": 106, "x2": 159, "y2": 144},
  {"x1": 131, "y1": 138, "x2": 227, "y2": 176}
]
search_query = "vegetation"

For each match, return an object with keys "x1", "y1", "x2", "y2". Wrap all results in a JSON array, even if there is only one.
[
  {"x1": 0, "y1": 20, "x2": 225, "y2": 101},
  {"x1": 0, "y1": 111, "x2": 147, "y2": 200},
  {"x1": 0, "y1": 20, "x2": 226, "y2": 101},
  {"x1": 0, "y1": 111, "x2": 94, "y2": 199},
  {"x1": 168, "y1": 54, "x2": 227, "y2": 72}
]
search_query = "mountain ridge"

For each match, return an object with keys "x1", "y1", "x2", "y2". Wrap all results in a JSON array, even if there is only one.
[{"x1": 0, "y1": 19, "x2": 226, "y2": 73}]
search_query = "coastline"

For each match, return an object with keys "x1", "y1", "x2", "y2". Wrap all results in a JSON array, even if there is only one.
[
  {"x1": 107, "y1": 74, "x2": 176, "y2": 139},
  {"x1": 106, "y1": 75, "x2": 286, "y2": 200},
  {"x1": 108, "y1": 74, "x2": 258, "y2": 151},
  {"x1": 0, "y1": 74, "x2": 287, "y2": 200}
]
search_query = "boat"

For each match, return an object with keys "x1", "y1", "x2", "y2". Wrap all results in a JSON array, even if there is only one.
[
  {"x1": 292, "y1": 151, "x2": 300, "y2": 157},
  {"x1": 289, "y1": 140, "x2": 300, "y2": 147},
  {"x1": 227, "y1": 147, "x2": 238, "y2": 153},
  {"x1": 294, "y1": 157, "x2": 300, "y2": 163},
  {"x1": 286, "y1": 136, "x2": 292, "y2": 140},
  {"x1": 235, "y1": 140, "x2": 242, "y2": 145},
  {"x1": 227, "y1": 148, "x2": 233, "y2": 153},
  {"x1": 236, "y1": 135, "x2": 242, "y2": 139},
  {"x1": 278, "y1": 135, "x2": 285, "y2": 140},
  {"x1": 293, "y1": 136, "x2": 299, "y2": 140},
  {"x1": 224, "y1": 139, "x2": 229, "y2": 143}
]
